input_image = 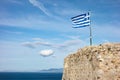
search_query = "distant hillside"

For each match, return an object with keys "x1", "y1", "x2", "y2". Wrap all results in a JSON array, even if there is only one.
[{"x1": 40, "y1": 68, "x2": 63, "y2": 73}]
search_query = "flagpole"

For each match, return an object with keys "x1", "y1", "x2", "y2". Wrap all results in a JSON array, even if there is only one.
[
  {"x1": 89, "y1": 24, "x2": 92, "y2": 46},
  {"x1": 89, "y1": 12, "x2": 92, "y2": 46}
]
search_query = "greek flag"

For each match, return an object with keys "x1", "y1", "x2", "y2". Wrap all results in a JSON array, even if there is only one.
[{"x1": 71, "y1": 12, "x2": 90, "y2": 28}]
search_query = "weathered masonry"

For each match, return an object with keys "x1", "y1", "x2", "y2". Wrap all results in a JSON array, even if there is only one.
[{"x1": 62, "y1": 43, "x2": 120, "y2": 80}]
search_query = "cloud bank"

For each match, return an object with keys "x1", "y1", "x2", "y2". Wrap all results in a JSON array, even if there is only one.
[
  {"x1": 21, "y1": 37, "x2": 87, "y2": 57},
  {"x1": 21, "y1": 38, "x2": 85, "y2": 49}
]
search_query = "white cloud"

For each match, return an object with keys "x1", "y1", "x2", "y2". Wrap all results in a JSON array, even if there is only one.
[
  {"x1": 0, "y1": 29, "x2": 23, "y2": 35},
  {"x1": 32, "y1": 38, "x2": 43, "y2": 41},
  {"x1": 28, "y1": 0, "x2": 64, "y2": 21},
  {"x1": 52, "y1": 39, "x2": 86, "y2": 49},
  {"x1": 21, "y1": 42, "x2": 35, "y2": 48},
  {"x1": 29, "y1": 0, "x2": 51, "y2": 16},
  {"x1": 21, "y1": 41, "x2": 53, "y2": 48},
  {"x1": 56, "y1": 9, "x2": 84, "y2": 16},
  {"x1": 0, "y1": 15, "x2": 50, "y2": 28},
  {"x1": 34, "y1": 41, "x2": 53, "y2": 47},
  {"x1": 39, "y1": 49, "x2": 54, "y2": 57}
]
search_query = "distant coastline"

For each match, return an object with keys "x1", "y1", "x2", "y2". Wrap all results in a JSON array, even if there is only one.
[
  {"x1": 0, "y1": 68, "x2": 63, "y2": 73},
  {"x1": 39, "y1": 68, "x2": 63, "y2": 73}
]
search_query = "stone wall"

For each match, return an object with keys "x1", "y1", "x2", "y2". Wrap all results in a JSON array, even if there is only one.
[{"x1": 62, "y1": 43, "x2": 120, "y2": 80}]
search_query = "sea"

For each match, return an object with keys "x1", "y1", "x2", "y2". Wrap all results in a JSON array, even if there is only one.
[{"x1": 0, "y1": 72, "x2": 63, "y2": 80}]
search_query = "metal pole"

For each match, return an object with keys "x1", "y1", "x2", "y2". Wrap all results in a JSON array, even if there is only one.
[
  {"x1": 89, "y1": 25, "x2": 92, "y2": 46},
  {"x1": 89, "y1": 12, "x2": 92, "y2": 46}
]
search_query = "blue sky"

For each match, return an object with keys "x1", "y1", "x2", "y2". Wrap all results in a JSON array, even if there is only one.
[{"x1": 0, "y1": 0, "x2": 120, "y2": 72}]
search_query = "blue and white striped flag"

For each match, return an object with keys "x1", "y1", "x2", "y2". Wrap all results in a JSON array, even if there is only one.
[{"x1": 71, "y1": 12, "x2": 90, "y2": 28}]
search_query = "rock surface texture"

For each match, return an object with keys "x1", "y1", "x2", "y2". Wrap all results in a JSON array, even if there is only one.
[{"x1": 62, "y1": 43, "x2": 120, "y2": 80}]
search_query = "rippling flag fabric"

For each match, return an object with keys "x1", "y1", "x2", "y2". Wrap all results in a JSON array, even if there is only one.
[{"x1": 71, "y1": 12, "x2": 90, "y2": 28}]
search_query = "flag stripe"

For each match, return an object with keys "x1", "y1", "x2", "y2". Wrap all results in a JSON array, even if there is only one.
[
  {"x1": 72, "y1": 24, "x2": 89, "y2": 28},
  {"x1": 71, "y1": 17, "x2": 85, "y2": 21},
  {"x1": 72, "y1": 17, "x2": 89, "y2": 23},
  {"x1": 71, "y1": 13, "x2": 86, "y2": 20},
  {"x1": 74, "y1": 21, "x2": 90, "y2": 25}
]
